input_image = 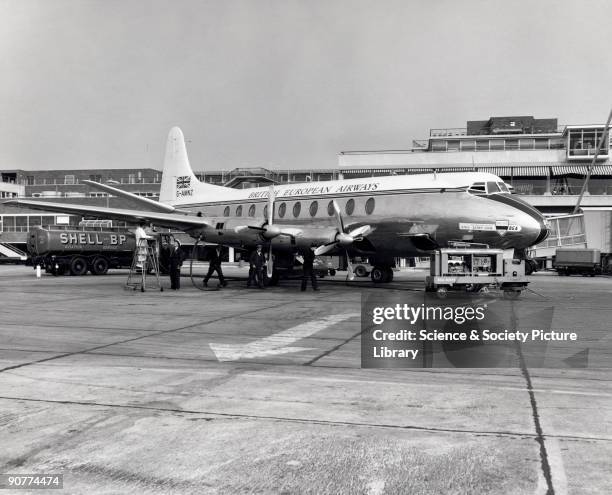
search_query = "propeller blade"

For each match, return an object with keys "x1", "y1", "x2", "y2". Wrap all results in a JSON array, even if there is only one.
[
  {"x1": 267, "y1": 185, "x2": 275, "y2": 226},
  {"x1": 262, "y1": 225, "x2": 281, "y2": 239},
  {"x1": 347, "y1": 224, "x2": 373, "y2": 239},
  {"x1": 314, "y1": 242, "x2": 337, "y2": 256},
  {"x1": 332, "y1": 200, "x2": 345, "y2": 233},
  {"x1": 267, "y1": 243, "x2": 274, "y2": 278},
  {"x1": 278, "y1": 227, "x2": 302, "y2": 238},
  {"x1": 346, "y1": 252, "x2": 355, "y2": 281}
]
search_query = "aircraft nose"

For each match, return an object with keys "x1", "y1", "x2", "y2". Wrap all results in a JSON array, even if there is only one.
[{"x1": 533, "y1": 219, "x2": 550, "y2": 246}]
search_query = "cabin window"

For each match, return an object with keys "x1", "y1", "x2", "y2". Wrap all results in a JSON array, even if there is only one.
[
  {"x1": 278, "y1": 202, "x2": 287, "y2": 218},
  {"x1": 293, "y1": 202, "x2": 301, "y2": 218},
  {"x1": 365, "y1": 197, "x2": 375, "y2": 215},
  {"x1": 309, "y1": 201, "x2": 318, "y2": 217},
  {"x1": 345, "y1": 199, "x2": 355, "y2": 215},
  {"x1": 248, "y1": 204, "x2": 256, "y2": 217},
  {"x1": 236, "y1": 205, "x2": 243, "y2": 216},
  {"x1": 327, "y1": 200, "x2": 335, "y2": 216},
  {"x1": 223, "y1": 206, "x2": 230, "y2": 217}
]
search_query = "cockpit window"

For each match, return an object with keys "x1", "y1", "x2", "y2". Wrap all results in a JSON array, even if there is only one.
[
  {"x1": 487, "y1": 182, "x2": 501, "y2": 193},
  {"x1": 468, "y1": 181, "x2": 511, "y2": 195},
  {"x1": 468, "y1": 182, "x2": 486, "y2": 195},
  {"x1": 497, "y1": 182, "x2": 509, "y2": 193}
]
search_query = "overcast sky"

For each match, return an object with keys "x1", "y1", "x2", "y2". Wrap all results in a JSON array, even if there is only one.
[{"x1": 2, "y1": 0, "x2": 612, "y2": 172}]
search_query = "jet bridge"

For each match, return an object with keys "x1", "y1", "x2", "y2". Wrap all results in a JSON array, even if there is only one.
[{"x1": 528, "y1": 213, "x2": 587, "y2": 259}]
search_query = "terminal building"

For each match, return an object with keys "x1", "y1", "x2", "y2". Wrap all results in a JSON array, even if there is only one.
[{"x1": 1, "y1": 115, "x2": 610, "y2": 264}]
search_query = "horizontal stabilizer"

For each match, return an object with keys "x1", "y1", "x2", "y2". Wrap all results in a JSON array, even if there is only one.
[{"x1": 82, "y1": 180, "x2": 176, "y2": 213}]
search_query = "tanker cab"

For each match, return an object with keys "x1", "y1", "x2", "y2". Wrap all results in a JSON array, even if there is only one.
[{"x1": 467, "y1": 181, "x2": 511, "y2": 196}]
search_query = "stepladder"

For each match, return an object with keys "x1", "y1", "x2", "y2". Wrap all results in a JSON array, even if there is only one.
[{"x1": 126, "y1": 238, "x2": 164, "y2": 292}]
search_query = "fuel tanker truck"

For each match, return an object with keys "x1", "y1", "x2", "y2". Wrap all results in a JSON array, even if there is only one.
[{"x1": 28, "y1": 227, "x2": 141, "y2": 276}]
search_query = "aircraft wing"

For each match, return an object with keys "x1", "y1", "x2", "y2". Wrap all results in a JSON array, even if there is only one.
[{"x1": 3, "y1": 199, "x2": 211, "y2": 231}]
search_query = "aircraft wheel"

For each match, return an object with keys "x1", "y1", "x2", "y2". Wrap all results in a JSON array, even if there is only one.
[
  {"x1": 69, "y1": 256, "x2": 88, "y2": 276},
  {"x1": 91, "y1": 257, "x2": 109, "y2": 275},
  {"x1": 371, "y1": 266, "x2": 394, "y2": 283},
  {"x1": 354, "y1": 265, "x2": 368, "y2": 278},
  {"x1": 329, "y1": 269, "x2": 336, "y2": 276}
]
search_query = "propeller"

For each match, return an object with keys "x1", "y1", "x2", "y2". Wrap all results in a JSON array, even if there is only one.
[
  {"x1": 234, "y1": 186, "x2": 300, "y2": 239},
  {"x1": 233, "y1": 186, "x2": 305, "y2": 279},
  {"x1": 314, "y1": 200, "x2": 372, "y2": 281}
]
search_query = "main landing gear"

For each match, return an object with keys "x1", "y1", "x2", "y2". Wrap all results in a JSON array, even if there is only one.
[{"x1": 370, "y1": 266, "x2": 394, "y2": 283}]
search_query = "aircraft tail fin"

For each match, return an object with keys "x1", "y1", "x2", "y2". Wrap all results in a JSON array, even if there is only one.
[{"x1": 159, "y1": 127, "x2": 229, "y2": 204}]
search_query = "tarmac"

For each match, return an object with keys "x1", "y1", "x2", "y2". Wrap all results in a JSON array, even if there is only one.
[{"x1": 0, "y1": 265, "x2": 610, "y2": 494}]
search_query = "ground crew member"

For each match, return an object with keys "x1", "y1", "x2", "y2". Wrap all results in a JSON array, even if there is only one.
[
  {"x1": 169, "y1": 239, "x2": 185, "y2": 290},
  {"x1": 204, "y1": 245, "x2": 227, "y2": 287},
  {"x1": 301, "y1": 245, "x2": 319, "y2": 291},
  {"x1": 249, "y1": 244, "x2": 266, "y2": 288}
]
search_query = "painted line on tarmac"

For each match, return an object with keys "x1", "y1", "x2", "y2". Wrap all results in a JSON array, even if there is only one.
[
  {"x1": 0, "y1": 300, "x2": 290, "y2": 374},
  {"x1": 0, "y1": 395, "x2": 550, "y2": 439},
  {"x1": 210, "y1": 313, "x2": 359, "y2": 361},
  {"x1": 0, "y1": 394, "x2": 610, "y2": 445}
]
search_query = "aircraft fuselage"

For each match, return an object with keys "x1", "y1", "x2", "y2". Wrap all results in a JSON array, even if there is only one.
[{"x1": 174, "y1": 179, "x2": 548, "y2": 257}]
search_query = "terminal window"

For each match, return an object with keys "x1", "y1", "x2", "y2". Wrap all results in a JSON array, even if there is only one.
[{"x1": 568, "y1": 128, "x2": 610, "y2": 157}]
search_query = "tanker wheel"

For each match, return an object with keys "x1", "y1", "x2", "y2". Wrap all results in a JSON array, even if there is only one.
[
  {"x1": 354, "y1": 265, "x2": 368, "y2": 278},
  {"x1": 384, "y1": 267, "x2": 394, "y2": 283},
  {"x1": 91, "y1": 257, "x2": 109, "y2": 275},
  {"x1": 69, "y1": 256, "x2": 88, "y2": 276}
]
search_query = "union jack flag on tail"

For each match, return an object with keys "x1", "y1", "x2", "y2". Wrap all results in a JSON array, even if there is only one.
[{"x1": 176, "y1": 176, "x2": 191, "y2": 189}]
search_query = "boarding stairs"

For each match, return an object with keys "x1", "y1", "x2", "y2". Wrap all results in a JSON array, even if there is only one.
[
  {"x1": 126, "y1": 238, "x2": 163, "y2": 292},
  {"x1": 0, "y1": 242, "x2": 28, "y2": 263}
]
